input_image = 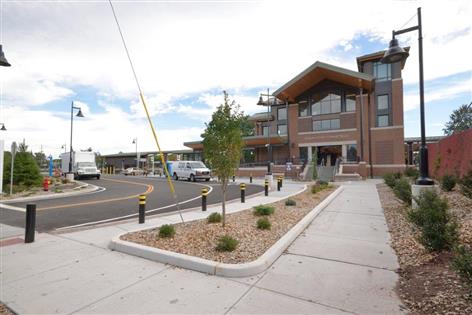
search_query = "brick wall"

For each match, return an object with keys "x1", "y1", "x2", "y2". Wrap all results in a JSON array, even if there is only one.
[{"x1": 428, "y1": 129, "x2": 472, "y2": 178}]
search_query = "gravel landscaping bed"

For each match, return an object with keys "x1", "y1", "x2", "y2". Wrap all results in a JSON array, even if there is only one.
[
  {"x1": 0, "y1": 303, "x2": 14, "y2": 315},
  {"x1": 122, "y1": 185, "x2": 335, "y2": 264},
  {"x1": 377, "y1": 183, "x2": 472, "y2": 315}
]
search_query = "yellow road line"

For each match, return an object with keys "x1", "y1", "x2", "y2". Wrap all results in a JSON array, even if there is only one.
[{"x1": 37, "y1": 178, "x2": 153, "y2": 211}]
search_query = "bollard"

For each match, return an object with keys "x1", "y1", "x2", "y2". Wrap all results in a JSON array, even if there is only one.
[
  {"x1": 201, "y1": 187, "x2": 208, "y2": 211},
  {"x1": 277, "y1": 177, "x2": 281, "y2": 191},
  {"x1": 25, "y1": 204, "x2": 36, "y2": 243},
  {"x1": 264, "y1": 179, "x2": 269, "y2": 196},
  {"x1": 249, "y1": 175, "x2": 253, "y2": 183},
  {"x1": 232, "y1": 175, "x2": 235, "y2": 182},
  {"x1": 279, "y1": 176, "x2": 283, "y2": 188},
  {"x1": 240, "y1": 183, "x2": 246, "y2": 203},
  {"x1": 138, "y1": 194, "x2": 146, "y2": 224}
]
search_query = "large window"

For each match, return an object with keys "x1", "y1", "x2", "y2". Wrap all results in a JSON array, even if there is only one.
[
  {"x1": 376, "y1": 94, "x2": 390, "y2": 127},
  {"x1": 277, "y1": 106, "x2": 287, "y2": 120},
  {"x1": 311, "y1": 91, "x2": 341, "y2": 116},
  {"x1": 345, "y1": 94, "x2": 356, "y2": 112},
  {"x1": 313, "y1": 119, "x2": 341, "y2": 131},
  {"x1": 262, "y1": 126, "x2": 269, "y2": 136},
  {"x1": 299, "y1": 102, "x2": 309, "y2": 117},
  {"x1": 277, "y1": 124, "x2": 287, "y2": 135},
  {"x1": 373, "y1": 62, "x2": 391, "y2": 81}
]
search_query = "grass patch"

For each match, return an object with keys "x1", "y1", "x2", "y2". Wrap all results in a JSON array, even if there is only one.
[
  {"x1": 215, "y1": 235, "x2": 239, "y2": 252},
  {"x1": 285, "y1": 199, "x2": 296, "y2": 206},
  {"x1": 158, "y1": 224, "x2": 175, "y2": 238},
  {"x1": 256, "y1": 217, "x2": 271, "y2": 230},
  {"x1": 207, "y1": 212, "x2": 222, "y2": 223},
  {"x1": 441, "y1": 174, "x2": 457, "y2": 192},
  {"x1": 253, "y1": 205, "x2": 275, "y2": 216}
]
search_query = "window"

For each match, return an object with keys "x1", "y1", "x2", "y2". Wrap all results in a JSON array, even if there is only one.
[
  {"x1": 299, "y1": 147, "x2": 308, "y2": 162},
  {"x1": 310, "y1": 90, "x2": 341, "y2": 116},
  {"x1": 277, "y1": 124, "x2": 287, "y2": 135},
  {"x1": 345, "y1": 94, "x2": 356, "y2": 112},
  {"x1": 346, "y1": 144, "x2": 357, "y2": 162},
  {"x1": 376, "y1": 94, "x2": 390, "y2": 127},
  {"x1": 277, "y1": 107, "x2": 287, "y2": 120},
  {"x1": 262, "y1": 126, "x2": 269, "y2": 136},
  {"x1": 313, "y1": 119, "x2": 341, "y2": 131},
  {"x1": 373, "y1": 62, "x2": 391, "y2": 81},
  {"x1": 299, "y1": 102, "x2": 309, "y2": 117}
]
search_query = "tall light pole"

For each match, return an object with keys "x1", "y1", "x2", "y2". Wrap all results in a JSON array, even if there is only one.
[
  {"x1": 381, "y1": 7, "x2": 433, "y2": 186},
  {"x1": 258, "y1": 88, "x2": 275, "y2": 175},
  {"x1": 68, "y1": 101, "x2": 84, "y2": 174},
  {"x1": 132, "y1": 138, "x2": 139, "y2": 169}
]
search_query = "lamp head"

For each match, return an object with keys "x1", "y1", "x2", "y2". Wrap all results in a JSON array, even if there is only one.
[
  {"x1": 76, "y1": 109, "x2": 84, "y2": 117},
  {"x1": 257, "y1": 95, "x2": 265, "y2": 105},
  {"x1": 0, "y1": 45, "x2": 11, "y2": 67},
  {"x1": 0, "y1": 124, "x2": 6, "y2": 131},
  {"x1": 381, "y1": 38, "x2": 409, "y2": 64}
]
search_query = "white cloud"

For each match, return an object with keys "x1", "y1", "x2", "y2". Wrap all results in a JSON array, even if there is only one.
[{"x1": 1, "y1": 0, "x2": 471, "y2": 153}]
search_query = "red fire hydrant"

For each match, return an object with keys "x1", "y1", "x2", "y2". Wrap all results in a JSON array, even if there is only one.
[{"x1": 43, "y1": 177, "x2": 49, "y2": 191}]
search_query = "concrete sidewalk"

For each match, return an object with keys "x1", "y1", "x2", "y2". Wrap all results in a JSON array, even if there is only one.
[{"x1": 1, "y1": 180, "x2": 404, "y2": 314}]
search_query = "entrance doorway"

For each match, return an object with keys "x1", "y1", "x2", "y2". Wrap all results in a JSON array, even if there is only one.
[{"x1": 315, "y1": 145, "x2": 342, "y2": 166}]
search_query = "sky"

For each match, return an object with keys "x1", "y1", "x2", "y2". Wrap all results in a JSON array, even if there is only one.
[{"x1": 0, "y1": 0, "x2": 471, "y2": 158}]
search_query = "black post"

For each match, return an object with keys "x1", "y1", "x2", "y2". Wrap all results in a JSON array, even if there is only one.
[
  {"x1": 249, "y1": 175, "x2": 253, "y2": 183},
  {"x1": 277, "y1": 177, "x2": 281, "y2": 191},
  {"x1": 415, "y1": 7, "x2": 433, "y2": 185},
  {"x1": 138, "y1": 195, "x2": 146, "y2": 224},
  {"x1": 240, "y1": 183, "x2": 245, "y2": 203},
  {"x1": 201, "y1": 188, "x2": 208, "y2": 211},
  {"x1": 232, "y1": 175, "x2": 235, "y2": 183},
  {"x1": 25, "y1": 204, "x2": 36, "y2": 243},
  {"x1": 264, "y1": 179, "x2": 269, "y2": 196},
  {"x1": 68, "y1": 101, "x2": 74, "y2": 173},
  {"x1": 279, "y1": 176, "x2": 283, "y2": 188}
]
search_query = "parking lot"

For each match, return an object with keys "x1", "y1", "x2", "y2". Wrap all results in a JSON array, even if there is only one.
[{"x1": 0, "y1": 175, "x2": 264, "y2": 232}]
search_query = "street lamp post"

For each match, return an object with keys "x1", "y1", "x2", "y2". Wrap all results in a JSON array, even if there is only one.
[
  {"x1": 132, "y1": 138, "x2": 139, "y2": 170},
  {"x1": 68, "y1": 101, "x2": 84, "y2": 175},
  {"x1": 0, "y1": 123, "x2": 6, "y2": 196},
  {"x1": 381, "y1": 7, "x2": 433, "y2": 186},
  {"x1": 258, "y1": 88, "x2": 278, "y2": 175}
]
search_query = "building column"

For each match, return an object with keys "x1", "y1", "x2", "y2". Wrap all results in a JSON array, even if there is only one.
[
  {"x1": 307, "y1": 146, "x2": 312, "y2": 161},
  {"x1": 407, "y1": 142, "x2": 413, "y2": 165},
  {"x1": 342, "y1": 144, "x2": 347, "y2": 160}
]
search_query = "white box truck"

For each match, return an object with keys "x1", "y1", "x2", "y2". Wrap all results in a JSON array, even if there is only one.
[{"x1": 61, "y1": 151, "x2": 101, "y2": 179}]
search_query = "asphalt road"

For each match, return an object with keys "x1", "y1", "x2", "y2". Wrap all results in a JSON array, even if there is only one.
[{"x1": 0, "y1": 175, "x2": 263, "y2": 232}]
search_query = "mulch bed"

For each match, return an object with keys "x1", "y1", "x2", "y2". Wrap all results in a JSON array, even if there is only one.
[
  {"x1": 377, "y1": 183, "x2": 472, "y2": 314},
  {"x1": 122, "y1": 185, "x2": 336, "y2": 264}
]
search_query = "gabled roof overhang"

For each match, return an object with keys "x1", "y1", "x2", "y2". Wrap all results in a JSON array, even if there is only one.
[{"x1": 273, "y1": 61, "x2": 374, "y2": 103}]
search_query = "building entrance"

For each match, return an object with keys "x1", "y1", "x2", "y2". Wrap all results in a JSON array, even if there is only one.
[{"x1": 315, "y1": 145, "x2": 342, "y2": 166}]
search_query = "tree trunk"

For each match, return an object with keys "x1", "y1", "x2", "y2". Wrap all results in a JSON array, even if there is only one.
[{"x1": 221, "y1": 181, "x2": 227, "y2": 227}]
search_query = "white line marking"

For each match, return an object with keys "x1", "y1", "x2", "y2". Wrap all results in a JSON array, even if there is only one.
[
  {"x1": 0, "y1": 203, "x2": 26, "y2": 212},
  {"x1": 55, "y1": 184, "x2": 214, "y2": 230}
]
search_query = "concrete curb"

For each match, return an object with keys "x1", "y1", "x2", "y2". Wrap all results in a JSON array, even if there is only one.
[
  {"x1": 109, "y1": 185, "x2": 344, "y2": 277},
  {"x1": 1, "y1": 181, "x2": 104, "y2": 204}
]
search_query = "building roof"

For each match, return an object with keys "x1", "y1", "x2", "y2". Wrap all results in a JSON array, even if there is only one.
[
  {"x1": 248, "y1": 112, "x2": 274, "y2": 121},
  {"x1": 404, "y1": 136, "x2": 445, "y2": 143},
  {"x1": 273, "y1": 61, "x2": 374, "y2": 103},
  {"x1": 102, "y1": 149, "x2": 194, "y2": 158},
  {"x1": 356, "y1": 48, "x2": 410, "y2": 72}
]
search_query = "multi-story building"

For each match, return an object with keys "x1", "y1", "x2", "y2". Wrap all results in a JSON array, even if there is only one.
[{"x1": 185, "y1": 48, "x2": 409, "y2": 178}]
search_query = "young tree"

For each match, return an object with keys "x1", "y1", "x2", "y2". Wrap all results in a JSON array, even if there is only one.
[
  {"x1": 202, "y1": 91, "x2": 245, "y2": 227},
  {"x1": 3, "y1": 143, "x2": 42, "y2": 188},
  {"x1": 443, "y1": 102, "x2": 472, "y2": 136}
]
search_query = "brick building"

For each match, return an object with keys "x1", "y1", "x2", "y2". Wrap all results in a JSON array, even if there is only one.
[{"x1": 185, "y1": 48, "x2": 410, "y2": 178}]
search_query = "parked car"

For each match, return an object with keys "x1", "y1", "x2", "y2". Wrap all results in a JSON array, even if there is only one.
[
  {"x1": 171, "y1": 161, "x2": 211, "y2": 182},
  {"x1": 123, "y1": 167, "x2": 144, "y2": 176}
]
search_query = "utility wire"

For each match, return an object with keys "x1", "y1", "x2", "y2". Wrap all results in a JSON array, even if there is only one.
[
  {"x1": 397, "y1": 11, "x2": 417, "y2": 31},
  {"x1": 108, "y1": 0, "x2": 185, "y2": 223}
]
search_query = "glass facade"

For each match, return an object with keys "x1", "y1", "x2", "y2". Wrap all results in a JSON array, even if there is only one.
[
  {"x1": 277, "y1": 124, "x2": 287, "y2": 135},
  {"x1": 376, "y1": 94, "x2": 390, "y2": 127},
  {"x1": 310, "y1": 91, "x2": 341, "y2": 116},
  {"x1": 299, "y1": 102, "x2": 309, "y2": 117},
  {"x1": 277, "y1": 107, "x2": 287, "y2": 120},
  {"x1": 346, "y1": 144, "x2": 358, "y2": 162},
  {"x1": 345, "y1": 94, "x2": 356, "y2": 112},
  {"x1": 313, "y1": 119, "x2": 340, "y2": 131},
  {"x1": 262, "y1": 126, "x2": 269, "y2": 136}
]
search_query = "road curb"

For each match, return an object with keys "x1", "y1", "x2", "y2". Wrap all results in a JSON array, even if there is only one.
[
  {"x1": 0, "y1": 181, "x2": 104, "y2": 204},
  {"x1": 109, "y1": 185, "x2": 344, "y2": 277}
]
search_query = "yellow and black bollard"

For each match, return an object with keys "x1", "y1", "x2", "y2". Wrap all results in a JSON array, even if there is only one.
[
  {"x1": 138, "y1": 194, "x2": 146, "y2": 224},
  {"x1": 240, "y1": 183, "x2": 246, "y2": 203},
  {"x1": 201, "y1": 187, "x2": 208, "y2": 211},
  {"x1": 264, "y1": 179, "x2": 269, "y2": 196}
]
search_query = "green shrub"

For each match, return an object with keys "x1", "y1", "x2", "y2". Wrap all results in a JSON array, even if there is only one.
[
  {"x1": 453, "y1": 245, "x2": 472, "y2": 286},
  {"x1": 207, "y1": 212, "x2": 222, "y2": 223},
  {"x1": 383, "y1": 172, "x2": 401, "y2": 188},
  {"x1": 253, "y1": 205, "x2": 275, "y2": 216},
  {"x1": 404, "y1": 167, "x2": 419, "y2": 179},
  {"x1": 256, "y1": 217, "x2": 271, "y2": 230},
  {"x1": 460, "y1": 169, "x2": 472, "y2": 199},
  {"x1": 158, "y1": 224, "x2": 175, "y2": 238},
  {"x1": 408, "y1": 190, "x2": 458, "y2": 251},
  {"x1": 311, "y1": 181, "x2": 328, "y2": 194},
  {"x1": 393, "y1": 177, "x2": 412, "y2": 205},
  {"x1": 215, "y1": 235, "x2": 239, "y2": 252},
  {"x1": 440, "y1": 174, "x2": 457, "y2": 192},
  {"x1": 285, "y1": 199, "x2": 296, "y2": 206}
]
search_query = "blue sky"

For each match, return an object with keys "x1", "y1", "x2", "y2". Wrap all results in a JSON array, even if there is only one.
[{"x1": 1, "y1": 0, "x2": 471, "y2": 157}]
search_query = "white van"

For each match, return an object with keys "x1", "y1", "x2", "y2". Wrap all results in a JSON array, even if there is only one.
[{"x1": 171, "y1": 161, "x2": 211, "y2": 182}]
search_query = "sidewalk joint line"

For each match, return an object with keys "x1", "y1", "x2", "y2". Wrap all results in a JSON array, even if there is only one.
[
  {"x1": 285, "y1": 252, "x2": 396, "y2": 271},
  {"x1": 223, "y1": 270, "x2": 268, "y2": 315}
]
